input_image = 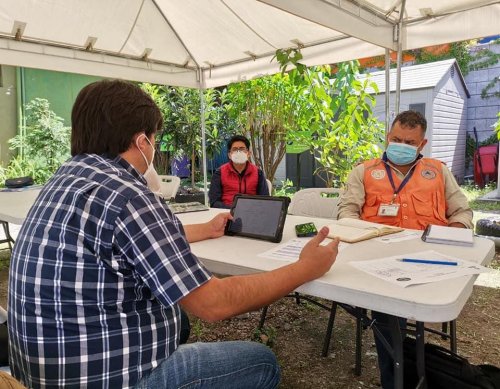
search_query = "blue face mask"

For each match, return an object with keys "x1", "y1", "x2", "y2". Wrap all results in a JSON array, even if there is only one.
[{"x1": 386, "y1": 142, "x2": 419, "y2": 165}]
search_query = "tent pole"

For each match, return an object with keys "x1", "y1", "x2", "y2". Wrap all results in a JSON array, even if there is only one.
[
  {"x1": 198, "y1": 69, "x2": 209, "y2": 206},
  {"x1": 385, "y1": 48, "x2": 390, "y2": 135},
  {"x1": 395, "y1": 0, "x2": 406, "y2": 114}
]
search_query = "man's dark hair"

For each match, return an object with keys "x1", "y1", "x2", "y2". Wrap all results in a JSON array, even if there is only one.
[
  {"x1": 227, "y1": 135, "x2": 250, "y2": 152},
  {"x1": 71, "y1": 79, "x2": 163, "y2": 156},
  {"x1": 391, "y1": 110, "x2": 427, "y2": 133}
]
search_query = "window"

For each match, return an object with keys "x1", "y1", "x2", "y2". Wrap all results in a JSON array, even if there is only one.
[{"x1": 409, "y1": 103, "x2": 425, "y2": 117}]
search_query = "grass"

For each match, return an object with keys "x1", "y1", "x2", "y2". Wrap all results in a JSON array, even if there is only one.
[
  {"x1": 460, "y1": 183, "x2": 500, "y2": 228},
  {"x1": 461, "y1": 183, "x2": 499, "y2": 211},
  {"x1": 0, "y1": 250, "x2": 10, "y2": 271}
]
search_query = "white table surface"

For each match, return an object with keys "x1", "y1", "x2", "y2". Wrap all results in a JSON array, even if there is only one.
[
  {"x1": 0, "y1": 187, "x2": 42, "y2": 224},
  {"x1": 177, "y1": 209, "x2": 496, "y2": 323}
]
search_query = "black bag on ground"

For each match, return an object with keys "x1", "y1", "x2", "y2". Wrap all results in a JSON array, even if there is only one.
[
  {"x1": 5, "y1": 176, "x2": 33, "y2": 188},
  {"x1": 0, "y1": 323, "x2": 8, "y2": 366},
  {"x1": 404, "y1": 337, "x2": 500, "y2": 389}
]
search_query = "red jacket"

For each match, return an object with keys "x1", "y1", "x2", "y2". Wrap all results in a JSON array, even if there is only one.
[
  {"x1": 220, "y1": 162, "x2": 259, "y2": 206},
  {"x1": 209, "y1": 162, "x2": 269, "y2": 208}
]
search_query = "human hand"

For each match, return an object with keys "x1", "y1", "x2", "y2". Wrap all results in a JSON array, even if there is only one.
[
  {"x1": 297, "y1": 226, "x2": 339, "y2": 280},
  {"x1": 206, "y1": 212, "x2": 232, "y2": 238}
]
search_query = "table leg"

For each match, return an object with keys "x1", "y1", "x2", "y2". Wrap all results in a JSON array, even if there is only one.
[
  {"x1": 415, "y1": 321, "x2": 427, "y2": 388},
  {"x1": 355, "y1": 307, "x2": 363, "y2": 376},
  {"x1": 371, "y1": 313, "x2": 404, "y2": 389},
  {"x1": 0, "y1": 221, "x2": 14, "y2": 250},
  {"x1": 387, "y1": 315, "x2": 404, "y2": 389}
]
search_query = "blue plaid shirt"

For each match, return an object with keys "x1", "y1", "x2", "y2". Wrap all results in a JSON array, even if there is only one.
[{"x1": 8, "y1": 154, "x2": 211, "y2": 388}]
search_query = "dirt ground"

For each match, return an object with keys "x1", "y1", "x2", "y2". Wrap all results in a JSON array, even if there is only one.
[{"x1": 0, "y1": 251, "x2": 499, "y2": 388}]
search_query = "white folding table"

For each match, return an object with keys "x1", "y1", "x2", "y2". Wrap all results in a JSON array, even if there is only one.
[
  {"x1": 177, "y1": 209, "x2": 496, "y2": 389},
  {"x1": 0, "y1": 187, "x2": 42, "y2": 248}
]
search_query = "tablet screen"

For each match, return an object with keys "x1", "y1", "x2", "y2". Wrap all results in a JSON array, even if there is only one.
[{"x1": 225, "y1": 195, "x2": 290, "y2": 243}]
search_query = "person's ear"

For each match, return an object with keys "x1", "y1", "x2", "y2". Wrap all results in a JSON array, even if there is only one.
[
  {"x1": 418, "y1": 139, "x2": 428, "y2": 152},
  {"x1": 134, "y1": 133, "x2": 148, "y2": 151}
]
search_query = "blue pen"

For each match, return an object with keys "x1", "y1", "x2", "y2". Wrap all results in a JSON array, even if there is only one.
[{"x1": 401, "y1": 258, "x2": 458, "y2": 266}]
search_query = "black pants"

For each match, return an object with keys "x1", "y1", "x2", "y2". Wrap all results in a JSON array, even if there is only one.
[
  {"x1": 0, "y1": 323, "x2": 8, "y2": 366},
  {"x1": 179, "y1": 309, "x2": 191, "y2": 345}
]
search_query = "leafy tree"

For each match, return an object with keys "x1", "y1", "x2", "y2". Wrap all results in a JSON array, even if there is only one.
[
  {"x1": 225, "y1": 73, "x2": 304, "y2": 182},
  {"x1": 276, "y1": 51, "x2": 384, "y2": 187},
  {"x1": 141, "y1": 83, "x2": 230, "y2": 187},
  {"x1": 7, "y1": 98, "x2": 70, "y2": 183}
]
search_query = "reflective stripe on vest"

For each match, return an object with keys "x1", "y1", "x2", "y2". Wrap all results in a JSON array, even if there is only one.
[{"x1": 361, "y1": 158, "x2": 448, "y2": 230}]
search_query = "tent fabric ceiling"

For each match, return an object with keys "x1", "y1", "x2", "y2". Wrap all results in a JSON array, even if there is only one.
[{"x1": 0, "y1": 0, "x2": 498, "y2": 88}]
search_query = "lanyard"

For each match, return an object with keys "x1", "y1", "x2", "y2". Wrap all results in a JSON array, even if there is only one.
[{"x1": 382, "y1": 153, "x2": 421, "y2": 203}]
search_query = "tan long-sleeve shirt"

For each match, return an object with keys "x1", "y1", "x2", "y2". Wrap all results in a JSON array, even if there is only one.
[{"x1": 337, "y1": 159, "x2": 473, "y2": 229}]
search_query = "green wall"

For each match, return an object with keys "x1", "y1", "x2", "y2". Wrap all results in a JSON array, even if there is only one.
[
  {"x1": 0, "y1": 66, "x2": 102, "y2": 167},
  {"x1": 0, "y1": 65, "x2": 18, "y2": 166},
  {"x1": 23, "y1": 68, "x2": 102, "y2": 126}
]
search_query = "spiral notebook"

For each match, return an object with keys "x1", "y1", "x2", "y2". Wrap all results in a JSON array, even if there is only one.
[{"x1": 421, "y1": 224, "x2": 474, "y2": 247}]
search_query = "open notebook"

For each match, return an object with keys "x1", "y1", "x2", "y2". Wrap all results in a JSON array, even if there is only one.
[{"x1": 324, "y1": 218, "x2": 404, "y2": 243}]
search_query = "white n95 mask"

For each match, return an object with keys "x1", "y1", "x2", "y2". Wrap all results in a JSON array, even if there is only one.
[
  {"x1": 137, "y1": 135, "x2": 162, "y2": 195},
  {"x1": 231, "y1": 151, "x2": 248, "y2": 164}
]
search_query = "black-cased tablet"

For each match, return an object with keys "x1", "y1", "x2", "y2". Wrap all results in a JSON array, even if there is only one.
[{"x1": 224, "y1": 195, "x2": 290, "y2": 243}]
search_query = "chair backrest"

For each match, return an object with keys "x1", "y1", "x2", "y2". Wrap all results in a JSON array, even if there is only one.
[
  {"x1": 266, "y1": 179, "x2": 273, "y2": 195},
  {"x1": 157, "y1": 175, "x2": 181, "y2": 201},
  {"x1": 288, "y1": 188, "x2": 343, "y2": 219}
]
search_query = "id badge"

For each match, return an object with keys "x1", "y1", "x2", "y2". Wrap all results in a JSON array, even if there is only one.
[{"x1": 378, "y1": 203, "x2": 400, "y2": 217}]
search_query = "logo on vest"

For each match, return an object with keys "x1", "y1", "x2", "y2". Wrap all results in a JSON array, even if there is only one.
[
  {"x1": 371, "y1": 169, "x2": 386, "y2": 180},
  {"x1": 421, "y1": 169, "x2": 436, "y2": 180}
]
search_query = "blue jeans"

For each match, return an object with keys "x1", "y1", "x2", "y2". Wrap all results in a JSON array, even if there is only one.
[
  {"x1": 372, "y1": 311, "x2": 407, "y2": 389},
  {"x1": 134, "y1": 341, "x2": 280, "y2": 389}
]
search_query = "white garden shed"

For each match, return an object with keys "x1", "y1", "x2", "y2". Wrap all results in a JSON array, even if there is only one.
[{"x1": 366, "y1": 59, "x2": 471, "y2": 181}]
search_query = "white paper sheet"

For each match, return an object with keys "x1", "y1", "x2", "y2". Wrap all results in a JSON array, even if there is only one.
[
  {"x1": 349, "y1": 250, "x2": 491, "y2": 287},
  {"x1": 258, "y1": 238, "x2": 348, "y2": 262}
]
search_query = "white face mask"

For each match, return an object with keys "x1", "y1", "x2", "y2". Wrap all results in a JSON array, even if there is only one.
[
  {"x1": 137, "y1": 135, "x2": 162, "y2": 195},
  {"x1": 230, "y1": 150, "x2": 248, "y2": 164}
]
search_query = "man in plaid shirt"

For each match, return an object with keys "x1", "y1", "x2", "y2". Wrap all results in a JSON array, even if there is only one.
[{"x1": 8, "y1": 80, "x2": 339, "y2": 388}]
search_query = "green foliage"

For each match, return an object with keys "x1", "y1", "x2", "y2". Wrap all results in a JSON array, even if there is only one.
[
  {"x1": 275, "y1": 49, "x2": 384, "y2": 187},
  {"x1": 190, "y1": 318, "x2": 204, "y2": 340},
  {"x1": 0, "y1": 250, "x2": 10, "y2": 271},
  {"x1": 140, "y1": 84, "x2": 230, "y2": 186},
  {"x1": 469, "y1": 39, "x2": 500, "y2": 72},
  {"x1": 4, "y1": 98, "x2": 70, "y2": 185},
  {"x1": 225, "y1": 73, "x2": 304, "y2": 182},
  {"x1": 461, "y1": 183, "x2": 499, "y2": 212},
  {"x1": 466, "y1": 131, "x2": 499, "y2": 169},
  {"x1": 470, "y1": 41, "x2": 500, "y2": 100},
  {"x1": 252, "y1": 325, "x2": 277, "y2": 348},
  {"x1": 273, "y1": 179, "x2": 296, "y2": 198},
  {"x1": 494, "y1": 112, "x2": 500, "y2": 141},
  {"x1": 412, "y1": 41, "x2": 474, "y2": 76}
]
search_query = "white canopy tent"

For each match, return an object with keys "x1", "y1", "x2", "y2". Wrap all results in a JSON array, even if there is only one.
[
  {"x1": 1, "y1": 0, "x2": 498, "y2": 89},
  {"x1": 0, "y1": 0, "x2": 499, "y2": 196}
]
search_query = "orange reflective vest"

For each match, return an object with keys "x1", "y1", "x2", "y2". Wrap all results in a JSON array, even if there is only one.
[{"x1": 361, "y1": 158, "x2": 448, "y2": 230}]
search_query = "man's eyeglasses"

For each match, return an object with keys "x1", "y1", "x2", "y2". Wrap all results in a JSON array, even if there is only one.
[{"x1": 230, "y1": 147, "x2": 248, "y2": 153}]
